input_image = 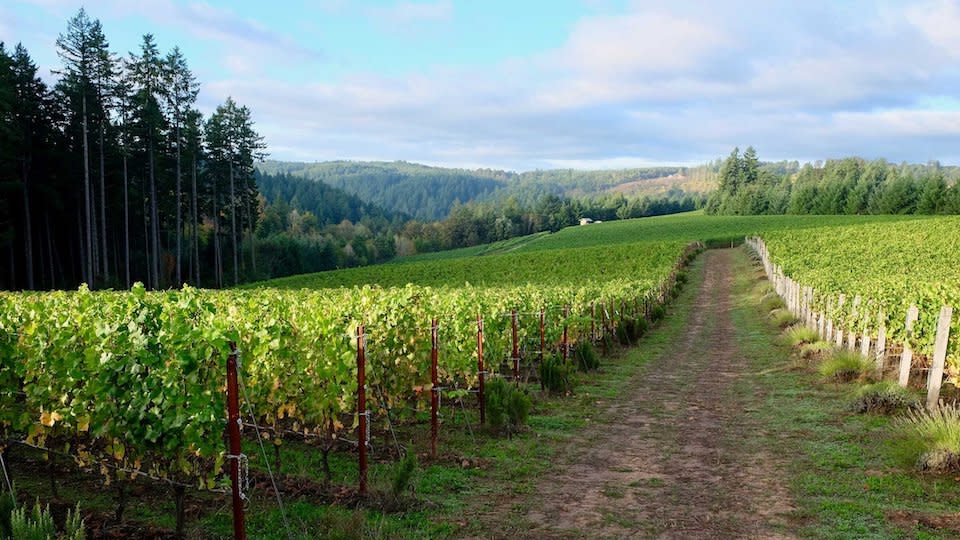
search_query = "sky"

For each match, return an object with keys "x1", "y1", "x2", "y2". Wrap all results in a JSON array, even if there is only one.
[{"x1": 4, "y1": 0, "x2": 960, "y2": 171}]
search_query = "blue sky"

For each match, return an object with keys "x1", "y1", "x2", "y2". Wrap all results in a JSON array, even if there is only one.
[{"x1": 4, "y1": 0, "x2": 960, "y2": 170}]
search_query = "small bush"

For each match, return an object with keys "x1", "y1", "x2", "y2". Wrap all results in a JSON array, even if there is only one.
[
  {"x1": 896, "y1": 403, "x2": 960, "y2": 473},
  {"x1": 600, "y1": 333, "x2": 614, "y2": 352},
  {"x1": 670, "y1": 283, "x2": 682, "y2": 298},
  {"x1": 573, "y1": 341, "x2": 600, "y2": 372},
  {"x1": 8, "y1": 499, "x2": 84, "y2": 540},
  {"x1": 769, "y1": 308, "x2": 800, "y2": 328},
  {"x1": 539, "y1": 354, "x2": 574, "y2": 395},
  {"x1": 508, "y1": 386, "x2": 532, "y2": 426},
  {"x1": 0, "y1": 491, "x2": 12, "y2": 540},
  {"x1": 486, "y1": 378, "x2": 532, "y2": 430},
  {"x1": 760, "y1": 292, "x2": 786, "y2": 313},
  {"x1": 780, "y1": 324, "x2": 819, "y2": 347},
  {"x1": 818, "y1": 350, "x2": 873, "y2": 383},
  {"x1": 617, "y1": 318, "x2": 646, "y2": 343},
  {"x1": 390, "y1": 452, "x2": 418, "y2": 497},
  {"x1": 630, "y1": 318, "x2": 648, "y2": 341},
  {"x1": 615, "y1": 323, "x2": 632, "y2": 345},
  {"x1": 650, "y1": 305, "x2": 666, "y2": 322},
  {"x1": 851, "y1": 381, "x2": 920, "y2": 415}
]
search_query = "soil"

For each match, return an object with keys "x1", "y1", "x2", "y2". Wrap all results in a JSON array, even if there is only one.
[{"x1": 499, "y1": 249, "x2": 797, "y2": 538}]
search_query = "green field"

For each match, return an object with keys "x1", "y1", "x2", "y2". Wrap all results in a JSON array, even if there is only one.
[{"x1": 249, "y1": 212, "x2": 932, "y2": 290}]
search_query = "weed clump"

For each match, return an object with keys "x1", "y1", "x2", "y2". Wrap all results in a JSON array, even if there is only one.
[
  {"x1": 851, "y1": 381, "x2": 920, "y2": 415},
  {"x1": 760, "y1": 292, "x2": 786, "y2": 313},
  {"x1": 650, "y1": 305, "x2": 666, "y2": 322},
  {"x1": 573, "y1": 341, "x2": 599, "y2": 372},
  {"x1": 780, "y1": 324, "x2": 819, "y2": 347},
  {"x1": 769, "y1": 308, "x2": 800, "y2": 328},
  {"x1": 539, "y1": 354, "x2": 574, "y2": 395},
  {"x1": 818, "y1": 350, "x2": 873, "y2": 383},
  {"x1": 486, "y1": 378, "x2": 532, "y2": 431},
  {"x1": 896, "y1": 403, "x2": 960, "y2": 473},
  {"x1": 390, "y1": 452, "x2": 418, "y2": 498},
  {"x1": 3, "y1": 496, "x2": 85, "y2": 540}
]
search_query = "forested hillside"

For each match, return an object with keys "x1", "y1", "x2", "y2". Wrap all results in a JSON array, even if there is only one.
[
  {"x1": 258, "y1": 160, "x2": 508, "y2": 220},
  {"x1": 258, "y1": 160, "x2": 717, "y2": 220}
]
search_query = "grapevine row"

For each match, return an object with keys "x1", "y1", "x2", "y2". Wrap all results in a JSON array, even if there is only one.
[{"x1": 0, "y1": 240, "x2": 697, "y2": 492}]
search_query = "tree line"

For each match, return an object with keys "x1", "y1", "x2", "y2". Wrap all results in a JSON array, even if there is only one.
[
  {"x1": 706, "y1": 147, "x2": 960, "y2": 216},
  {"x1": 0, "y1": 8, "x2": 265, "y2": 291}
]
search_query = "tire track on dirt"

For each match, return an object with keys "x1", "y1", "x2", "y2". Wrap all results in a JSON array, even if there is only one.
[{"x1": 520, "y1": 248, "x2": 795, "y2": 539}]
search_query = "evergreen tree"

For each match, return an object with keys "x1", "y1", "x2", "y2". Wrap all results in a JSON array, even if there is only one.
[
  {"x1": 55, "y1": 8, "x2": 98, "y2": 286},
  {"x1": 129, "y1": 34, "x2": 166, "y2": 288},
  {"x1": 164, "y1": 47, "x2": 198, "y2": 285}
]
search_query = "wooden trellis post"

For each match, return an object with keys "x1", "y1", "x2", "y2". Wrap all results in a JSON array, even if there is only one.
[
  {"x1": 926, "y1": 306, "x2": 953, "y2": 410},
  {"x1": 898, "y1": 305, "x2": 919, "y2": 387}
]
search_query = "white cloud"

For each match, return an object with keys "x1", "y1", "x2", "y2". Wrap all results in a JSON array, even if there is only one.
[
  {"x1": 831, "y1": 109, "x2": 960, "y2": 137},
  {"x1": 905, "y1": 0, "x2": 960, "y2": 58},
  {"x1": 560, "y1": 12, "x2": 729, "y2": 76}
]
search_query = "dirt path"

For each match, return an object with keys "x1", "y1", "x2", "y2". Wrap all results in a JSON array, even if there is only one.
[{"x1": 519, "y1": 248, "x2": 796, "y2": 539}]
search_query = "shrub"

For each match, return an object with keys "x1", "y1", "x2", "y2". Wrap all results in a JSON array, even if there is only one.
[
  {"x1": 760, "y1": 292, "x2": 786, "y2": 313},
  {"x1": 896, "y1": 403, "x2": 960, "y2": 472},
  {"x1": 507, "y1": 386, "x2": 532, "y2": 426},
  {"x1": 8, "y1": 499, "x2": 84, "y2": 540},
  {"x1": 485, "y1": 378, "x2": 532, "y2": 430},
  {"x1": 780, "y1": 324, "x2": 819, "y2": 347},
  {"x1": 851, "y1": 381, "x2": 920, "y2": 415},
  {"x1": 539, "y1": 354, "x2": 574, "y2": 395},
  {"x1": 615, "y1": 323, "x2": 632, "y2": 345},
  {"x1": 573, "y1": 341, "x2": 599, "y2": 372},
  {"x1": 630, "y1": 318, "x2": 648, "y2": 341},
  {"x1": 650, "y1": 305, "x2": 666, "y2": 322},
  {"x1": 390, "y1": 452, "x2": 418, "y2": 497},
  {"x1": 670, "y1": 283, "x2": 682, "y2": 298},
  {"x1": 600, "y1": 333, "x2": 614, "y2": 353},
  {"x1": 818, "y1": 350, "x2": 873, "y2": 383},
  {"x1": 769, "y1": 308, "x2": 800, "y2": 328}
]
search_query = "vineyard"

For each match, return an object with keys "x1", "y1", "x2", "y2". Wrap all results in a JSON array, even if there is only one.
[
  {"x1": 755, "y1": 216, "x2": 960, "y2": 387},
  {"x1": 2, "y1": 212, "x2": 960, "y2": 537},
  {"x1": 0, "y1": 233, "x2": 697, "y2": 536}
]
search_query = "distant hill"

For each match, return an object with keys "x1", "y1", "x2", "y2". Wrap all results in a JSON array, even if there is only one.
[
  {"x1": 255, "y1": 170, "x2": 403, "y2": 227},
  {"x1": 257, "y1": 161, "x2": 511, "y2": 221},
  {"x1": 257, "y1": 160, "x2": 718, "y2": 221}
]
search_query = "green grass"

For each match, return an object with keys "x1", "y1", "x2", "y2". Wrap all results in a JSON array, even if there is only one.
[
  {"x1": 897, "y1": 404, "x2": 960, "y2": 473},
  {"x1": 851, "y1": 381, "x2": 921, "y2": 415},
  {"x1": 818, "y1": 350, "x2": 874, "y2": 383},
  {"x1": 769, "y1": 308, "x2": 800, "y2": 328},
  {"x1": 391, "y1": 231, "x2": 551, "y2": 263},
  {"x1": 780, "y1": 324, "x2": 820, "y2": 347}
]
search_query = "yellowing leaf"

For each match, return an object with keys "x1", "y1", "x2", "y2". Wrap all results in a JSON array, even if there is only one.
[{"x1": 39, "y1": 410, "x2": 62, "y2": 427}]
